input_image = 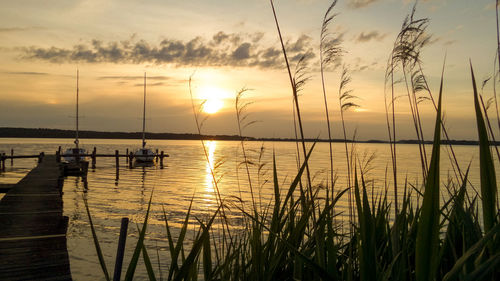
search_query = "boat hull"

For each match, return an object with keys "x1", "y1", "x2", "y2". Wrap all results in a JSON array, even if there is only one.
[
  {"x1": 62, "y1": 160, "x2": 89, "y2": 176},
  {"x1": 134, "y1": 148, "x2": 156, "y2": 163},
  {"x1": 62, "y1": 148, "x2": 88, "y2": 163}
]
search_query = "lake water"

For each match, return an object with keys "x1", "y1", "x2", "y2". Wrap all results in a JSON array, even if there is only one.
[{"x1": 0, "y1": 138, "x2": 495, "y2": 280}]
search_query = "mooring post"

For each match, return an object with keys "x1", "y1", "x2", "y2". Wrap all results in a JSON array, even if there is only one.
[
  {"x1": 113, "y1": 217, "x2": 129, "y2": 281},
  {"x1": 115, "y1": 150, "x2": 119, "y2": 168},
  {"x1": 1, "y1": 153, "x2": 5, "y2": 172},
  {"x1": 125, "y1": 148, "x2": 129, "y2": 164},
  {"x1": 155, "y1": 149, "x2": 159, "y2": 162},
  {"x1": 128, "y1": 152, "x2": 133, "y2": 169},
  {"x1": 58, "y1": 146, "x2": 61, "y2": 155},
  {"x1": 10, "y1": 149, "x2": 13, "y2": 165},
  {"x1": 113, "y1": 150, "x2": 119, "y2": 181},
  {"x1": 83, "y1": 178, "x2": 89, "y2": 190},
  {"x1": 56, "y1": 150, "x2": 61, "y2": 162},
  {"x1": 81, "y1": 161, "x2": 89, "y2": 181},
  {"x1": 38, "y1": 152, "x2": 44, "y2": 163},
  {"x1": 91, "y1": 147, "x2": 97, "y2": 169},
  {"x1": 160, "y1": 151, "x2": 164, "y2": 169}
]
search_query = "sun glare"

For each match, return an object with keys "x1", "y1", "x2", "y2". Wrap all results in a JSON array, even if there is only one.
[
  {"x1": 203, "y1": 99, "x2": 224, "y2": 114},
  {"x1": 198, "y1": 86, "x2": 229, "y2": 114},
  {"x1": 354, "y1": 108, "x2": 368, "y2": 112}
]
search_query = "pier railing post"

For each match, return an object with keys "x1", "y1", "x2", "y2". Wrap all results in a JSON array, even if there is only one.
[
  {"x1": 91, "y1": 147, "x2": 97, "y2": 169},
  {"x1": 1, "y1": 153, "x2": 5, "y2": 172},
  {"x1": 38, "y1": 152, "x2": 44, "y2": 163},
  {"x1": 115, "y1": 150, "x2": 120, "y2": 181},
  {"x1": 113, "y1": 217, "x2": 129, "y2": 281},
  {"x1": 115, "y1": 150, "x2": 119, "y2": 169}
]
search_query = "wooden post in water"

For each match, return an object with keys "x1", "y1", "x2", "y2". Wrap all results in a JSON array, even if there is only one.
[
  {"x1": 125, "y1": 148, "x2": 129, "y2": 164},
  {"x1": 91, "y1": 147, "x2": 97, "y2": 169},
  {"x1": 81, "y1": 162, "x2": 89, "y2": 181},
  {"x1": 155, "y1": 149, "x2": 159, "y2": 163},
  {"x1": 114, "y1": 150, "x2": 120, "y2": 181},
  {"x1": 128, "y1": 152, "x2": 133, "y2": 169},
  {"x1": 113, "y1": 218, "x2": 129, "y2": 281},
  {"x1": 115, "y1": 150, "x2": 119, "y2": 168},
  {"x1": 56, "y1": 150, "x2": 61, "y2": 163},
  {"x1": 10, "y1": 149, "x2": 13, "y2": 165},
  {"x1": 160, "y1": 151, "x2": 164, "y2": 169}
]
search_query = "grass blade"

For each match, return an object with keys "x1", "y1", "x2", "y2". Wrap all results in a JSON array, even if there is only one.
[
  {"x1": 470, "y1": 62, "x2": 498, "y2": 233},
  {"x1": 354, "y1": 168, "x2": 377, "y2": 281},
  {"x1": 140, "y1": 228, "x2": 157, "y2": 281},
  {"x1": 167, "y1": 198, "x2": 194, "y2": 281},
  {"x1": 202, "y1": 223, "x2": 213, "y2": 281},
  {"x1": 173, "y1": 207, "x2": 220, "y2": 281},
  {"x1": 279, "y1": 142, "x2": 316, "y2": 220},
  {"x1": 443, "y1": 223, "x2": 500, "y2": 281},
  {"x1": 162, "y1": 205, "x2": 176, "y2": 262},
  {"x1": 415, "y1": 65, "x2": 443, "y2": 281},
  {"x1": 464, "y1": 252, "x2": 500, "y2": 281},
  {"x1": 124, "y1": 190, "x2": 154, "y2": 281},
  {"x1": 83, "y1": 196, "x2": 110, "y2": 281}
]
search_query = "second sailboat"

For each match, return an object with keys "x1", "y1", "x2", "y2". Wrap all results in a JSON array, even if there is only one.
[{"x1": 134, "y1": 73, "x2": 156, "y2": 163}]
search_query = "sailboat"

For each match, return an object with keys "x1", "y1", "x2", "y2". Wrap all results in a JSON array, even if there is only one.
[
  {"x1": 134, "y1": 73, "x2": 156, "y2": 163},
  {"x1": 63, "y1": 69, "x2": 88, "y2": 165}
]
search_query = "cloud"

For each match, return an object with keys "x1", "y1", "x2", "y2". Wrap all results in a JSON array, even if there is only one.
[
  {"x1": 98, "y1": 75, "x2": 170, "y2": 81},
  {"x1": 0, "y1": 27, "x2": 27, "y2": 32},
  {"x1": 484, "y1": 2, "x2": 497, "y2": 11},
  {"x1": 443, "y1": 40, "x2": 456, "y2": 46},
  {"x1": 3, "y1": 71, "x2": 49, "y2": 75},
  {"x1": 427, "y1": 36, "x2": 441, "y2": 45},
  {"x1": 232, "y1": 43, "x2": 251, "y2": 60},
  {"x1": 0, "y1": 26, "x2": 43, "y2": 33},
  {"x1": 355, "y1": 31, "x2": 387, "y2": 42},
  {"x1": 350, "y1": 57, "x2": 379, "y2": 72},
  {"x1": 133, "y1": 82, "x2": 165, "y2": 87},
  {"x1": 18, "y1": 32, "x2": 316, "y2": 69},
  {"x1": 347, "y1": 0, "x2": 381, "y2": 9}
]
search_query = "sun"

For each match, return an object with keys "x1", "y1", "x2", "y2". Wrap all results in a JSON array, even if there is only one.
[
  {"x1": 203, "y1": 99, "x2": 224, "y2": 114},
  {"x1": 198, "y1": 86, "x2": 229, "y2": 114}
]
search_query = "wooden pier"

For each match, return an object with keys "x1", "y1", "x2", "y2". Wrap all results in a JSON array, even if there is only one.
[
  {"x1": 2, "y1": 148, "x2": 169, "y2": 173},
  {"x1": 0, "y1": 155, "x2": 71, "y2": 280}
]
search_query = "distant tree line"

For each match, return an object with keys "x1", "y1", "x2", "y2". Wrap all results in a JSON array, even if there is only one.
[{"x1": 0, "y1": 127, "x2": 487, "y2": 145}]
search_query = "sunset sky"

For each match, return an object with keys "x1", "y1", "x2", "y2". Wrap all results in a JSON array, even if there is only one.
[{"x1": 0, "y1": 0, "x2": 497, "y2": 140}]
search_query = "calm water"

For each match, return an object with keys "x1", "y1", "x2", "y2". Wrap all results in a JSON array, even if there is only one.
[{"x1": 0, "y1": 138, "x2": 495, "y2": 280}]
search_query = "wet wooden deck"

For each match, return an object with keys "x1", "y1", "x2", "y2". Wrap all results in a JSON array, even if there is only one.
[{"x1": 0, "y1": 155, "x2": 72, "y2": 280}]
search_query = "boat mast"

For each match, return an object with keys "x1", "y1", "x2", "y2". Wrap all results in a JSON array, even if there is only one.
[
  {"x1": 142, "y1": 72, "x2": 146, "y2": 148},
  {"x1": 75, "y1": 69, "x2": 79, "y2": 149}
]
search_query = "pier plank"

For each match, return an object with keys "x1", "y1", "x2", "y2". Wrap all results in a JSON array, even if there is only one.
[{"x1": 0, "y1": 155, "x2": 72, "y2": 281}]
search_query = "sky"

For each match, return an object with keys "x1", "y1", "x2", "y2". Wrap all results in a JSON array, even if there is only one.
[{"x1": 0, "y1": 0, "x2": 498, "y2": 140}]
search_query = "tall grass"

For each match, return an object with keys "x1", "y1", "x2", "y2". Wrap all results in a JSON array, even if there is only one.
[
  {"x1": 83, "y1": 1, "x2": 500, "y2": 280},
  {"x1": 319, "y1": 0, "x2": 342, "y2": 189}
]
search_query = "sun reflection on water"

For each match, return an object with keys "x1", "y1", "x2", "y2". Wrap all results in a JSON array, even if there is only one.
[{"x1": 203, "y1": 140, "x2": 217, "y2": 201}]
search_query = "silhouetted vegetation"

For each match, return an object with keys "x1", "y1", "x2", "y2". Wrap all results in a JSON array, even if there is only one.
[{"x1": 81, "y1": 1, "x2": 499, "y2": 280}]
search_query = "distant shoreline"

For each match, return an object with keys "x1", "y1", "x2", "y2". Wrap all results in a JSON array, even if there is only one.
[{"x1": 0, "y1": 127, "x2": 483, "y2": 146}]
